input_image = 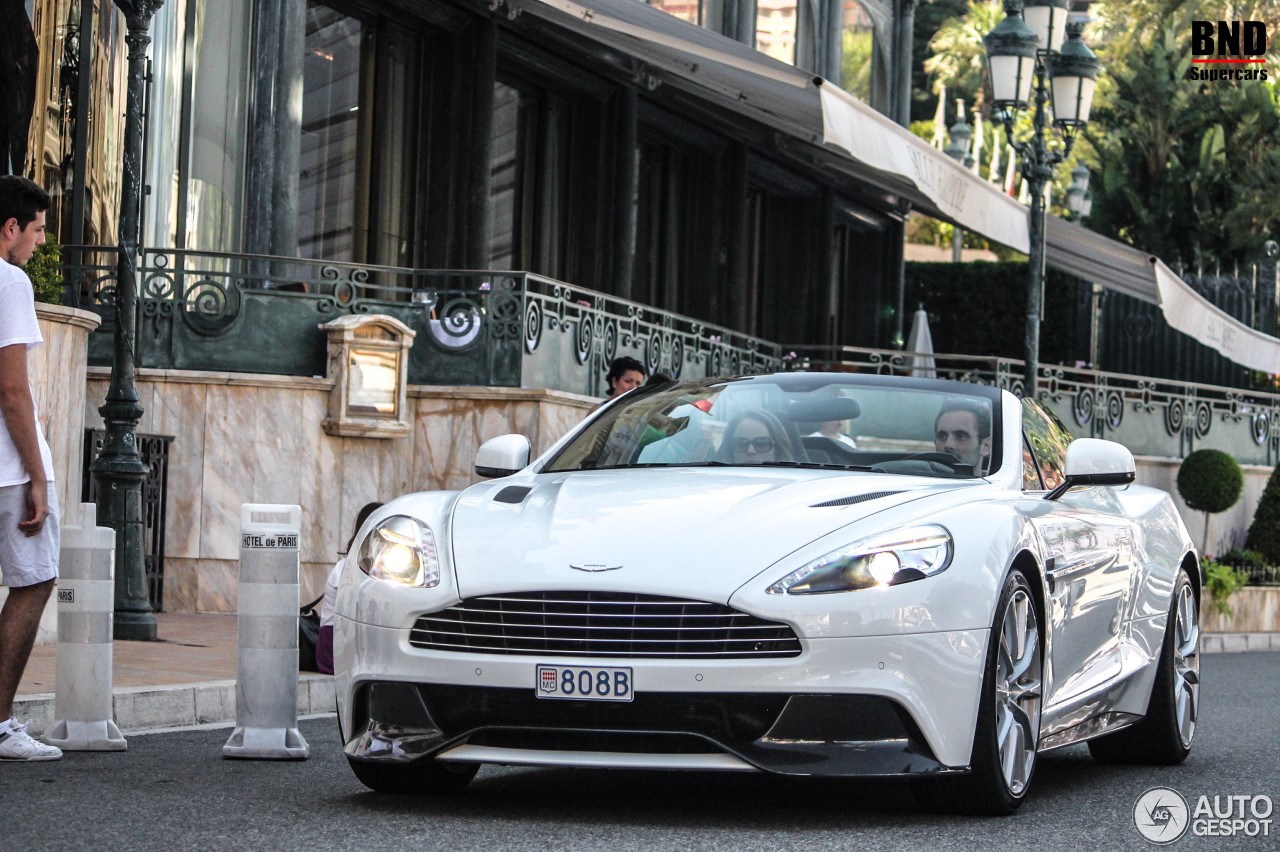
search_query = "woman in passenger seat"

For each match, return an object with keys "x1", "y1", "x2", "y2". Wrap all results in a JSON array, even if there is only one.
[{"x1": 719, "y1": 410, "x2": 797, "y2": 465}]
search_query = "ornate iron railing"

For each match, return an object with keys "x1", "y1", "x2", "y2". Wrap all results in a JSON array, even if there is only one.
[
  {"x1": 71, "y1": 247, "x2": 782, "y2": 393},
  {"x1": 788, "y1": 344, "x2": 1280, "y2": 466}
]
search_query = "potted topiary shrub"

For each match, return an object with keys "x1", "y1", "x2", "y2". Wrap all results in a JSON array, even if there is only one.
[
  {"x1": 1176, "y1": 448, "x2": 1244, "y2": 557},
  {"x1": 1246, "y1": 463, "x2": 1280, "y2": 567}
]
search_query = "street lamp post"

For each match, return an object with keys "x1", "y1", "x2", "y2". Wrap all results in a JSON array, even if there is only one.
[
  {"x1": 1065, "y1": 164, "x2": 1102, "y2": 368},
  {"x1": 1065, "y1": 163, "x2": 1092, "y2": 222},
  {"x1": 943, "y1": 100, "x2": 973, "y2": 263},
  {"x1": 983, "y1": 0, "x2": 1099, "y2": 394},
  {"x1": 92, "y1": 0, "x2": 166, "y2": 641}
]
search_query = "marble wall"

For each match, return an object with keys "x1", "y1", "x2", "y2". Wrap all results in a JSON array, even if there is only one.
[
  {"x1": 3, "y1": 305, "x2": 100, "y2": 644},
  {"x1": 83, "y1": 368, "x2": 596, "y2": 612},
  {"x1": 31, "y1": 305, "x2": 100, "y2": 512}
]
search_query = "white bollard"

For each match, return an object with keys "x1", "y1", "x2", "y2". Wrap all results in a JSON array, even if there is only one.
[
  {"x1": 45, "y1": 502, "x2": 127, "y2": 751},
  {"x1": 223, "y1": 503, "x2": 309, "y2": 760}
]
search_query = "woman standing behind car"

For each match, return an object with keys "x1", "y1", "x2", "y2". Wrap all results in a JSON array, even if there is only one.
[{"x1": 316, "y1": 501, "x2": 383, "y2": 675}]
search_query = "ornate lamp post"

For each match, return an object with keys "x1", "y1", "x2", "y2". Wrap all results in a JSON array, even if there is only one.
[
  {"x1": 943, "y1": 101, "x2": 973, "y2": 263},
  {"x1": 983, "y1": 0, "x2": 1099, "y2": 394},
  {"x1": 1065, "y1": 163, "x2": 1092, "y2": 222},
  {"x1": 91, "y1": 0, "x2": 166, "y2": 641}
]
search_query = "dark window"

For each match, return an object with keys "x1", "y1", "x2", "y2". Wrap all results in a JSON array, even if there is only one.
[
  {"x1": 298, "y1": 5, "x2": 364, "y2": 261},
  {"x1": 487, "y1": 81, "x2": 574, "y2": 279}
]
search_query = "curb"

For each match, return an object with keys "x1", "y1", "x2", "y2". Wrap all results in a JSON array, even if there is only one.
[
  {"x1": 1199, "y1": 632, "x2": 1280, "y2": 654},
  {"x1": 15, "y1": 674, "x2": 335, "y2": 737}
]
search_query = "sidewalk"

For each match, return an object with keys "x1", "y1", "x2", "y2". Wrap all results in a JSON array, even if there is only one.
[
  {"x1": 15, "y1": 612, "x2": 334, "y2": 734},
  {"x1": 12, "y1": 613, "x2": 1278, "y2": 736}
]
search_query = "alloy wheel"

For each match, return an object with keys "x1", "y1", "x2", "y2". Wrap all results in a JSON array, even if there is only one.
[
  {"x1": 995, "y1": 587, "x2": 1042, "y2": 796},
  {"x1": 1173, "y1": 580, "x2": 1200, "y2": 748}
]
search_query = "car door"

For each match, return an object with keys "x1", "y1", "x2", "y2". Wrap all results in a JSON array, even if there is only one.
[{"x1": 1022, "y1": 401, "x2": 1137, "y2": 712}]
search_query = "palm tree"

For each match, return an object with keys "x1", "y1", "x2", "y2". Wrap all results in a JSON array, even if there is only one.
[{"x1": 923, "y1": 0, "x2": 1005, "y2": 112}]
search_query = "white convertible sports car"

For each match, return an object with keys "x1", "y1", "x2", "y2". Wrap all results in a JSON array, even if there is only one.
[{"x1": 334, "y1": 372, "x2": 1201, "y2": 814}]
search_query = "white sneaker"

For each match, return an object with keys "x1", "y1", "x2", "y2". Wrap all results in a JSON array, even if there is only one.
[{"x1": 0, "y1": 721, "x2": 63, "y2": 762}]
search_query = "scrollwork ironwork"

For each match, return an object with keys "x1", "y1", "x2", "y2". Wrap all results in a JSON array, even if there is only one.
[
  {"x1": 1252, "y1": 410, "x2": 1271, "y2": 446},
  {"x1": 1194, "y1": 400, "x2": 1212, "y2": 438},
  {"x1": 1105, "y1": 390, "x2": 1123, "y2": 430},
  {"x1": 1072, "y1": 385, "x2": 1094, "y2": 427},
  {"x1": 488, "y1": 285, "x2": 522, "y2": 344},
  {"x1": 646, "y1": 330, "x2": 663, "y2": 375},
  {"x1": 1165, "y1": 399, "x2": 1186, "y2": 436},
  {"x1": 524, "y1": 299, "x2": 543, "y2": 354}
]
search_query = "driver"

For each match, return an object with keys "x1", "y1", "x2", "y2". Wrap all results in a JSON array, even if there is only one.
[{"x1": 934, "y1": 398, "x2": 992, "y2": 473}]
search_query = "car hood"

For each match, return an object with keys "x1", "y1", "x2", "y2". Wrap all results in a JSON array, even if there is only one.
[{"x1": 449, "y1": 468, "x2": 970, "y2": 603}]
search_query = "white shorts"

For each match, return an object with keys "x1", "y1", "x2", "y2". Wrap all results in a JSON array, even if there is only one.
[{"x1": 0, "y1": 482, "x2": 60, "y2": 587}]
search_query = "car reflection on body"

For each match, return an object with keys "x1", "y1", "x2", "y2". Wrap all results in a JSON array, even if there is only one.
[{"x1": 333, "y1": 372, "x2": 1201, "y2": 815}]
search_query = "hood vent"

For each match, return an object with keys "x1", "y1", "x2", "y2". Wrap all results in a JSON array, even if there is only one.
[
  {"x1": 810, "y1": 490, "x2": 903, "y2": 508},
  {"x1": 493, "y1": 486, "x2": 532, "y2": 504}
]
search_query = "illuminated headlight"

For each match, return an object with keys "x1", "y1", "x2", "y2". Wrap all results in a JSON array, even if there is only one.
[
  {"x1": 356, "y1": 515, "x2": 441, "y2": 588},
  {"x1": 767, "y1": 525, "x2": 953, "y2": 595}
]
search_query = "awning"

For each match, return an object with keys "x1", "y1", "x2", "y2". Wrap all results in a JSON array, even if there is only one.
[
  {"x1": 818, "y1": 82, "x2": 1030, "y2": 254},
  {"x1": 1044, "y1": 217, "x2": 1158, "y2": 304},
  {"x1": 1154, "y1": 259, "x2": 1280, "y2": 374},
  {"x1": 509, "y1": 0, "x2": 1280, "y2": 372}
]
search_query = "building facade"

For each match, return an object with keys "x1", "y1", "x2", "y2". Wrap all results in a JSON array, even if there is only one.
[{"x1": 9, "y1": 0, "x2": 920, "y2": 350}]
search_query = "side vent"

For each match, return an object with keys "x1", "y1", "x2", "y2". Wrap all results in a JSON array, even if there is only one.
[
  {"x1": 493, "y1": 486, "x2": 532, "y2": 504},
  {"x1": 810, "y1": 490, "x2": 903, "y2": 508}
]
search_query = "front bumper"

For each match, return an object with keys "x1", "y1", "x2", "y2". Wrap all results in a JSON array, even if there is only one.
[{"x1": 337, "y1": 619, "x2": 988, "y2": 774}]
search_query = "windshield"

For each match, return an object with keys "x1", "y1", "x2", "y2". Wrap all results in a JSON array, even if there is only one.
[{"x1": 544, "y1": 374, "x2": 1002, "y2": 479}]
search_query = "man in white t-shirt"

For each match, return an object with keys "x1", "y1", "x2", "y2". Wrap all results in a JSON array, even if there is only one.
[{"x1": 0, "y1": 176, "x2": 62, "y2": 761}]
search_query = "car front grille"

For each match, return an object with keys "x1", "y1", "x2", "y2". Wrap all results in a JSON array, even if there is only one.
[{"x1": 408, "y1": 591, "x2": 802, "y2": 659}]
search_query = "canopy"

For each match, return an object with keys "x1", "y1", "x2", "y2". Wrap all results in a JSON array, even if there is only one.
[{"x1": 511, "y1": 0, "x2": 1280, "y2": 372}]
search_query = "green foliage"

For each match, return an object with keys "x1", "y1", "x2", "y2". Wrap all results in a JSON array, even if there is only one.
[
  {"x1": 914, "y1": 1, "x2": 1280, "y2": 262},
  {"x1": 1245, "y1": 463, "x2": 1280, "y2": 565},
  {"x1": 1218, "y1": 547, "x2": 1280, "y2": 586},
  {"x1": 905, "y1": 261, "x2": 1078, "y2": 364},
  {"x1": 918, "y1": 2, "x2": 1121, "y2": 222},
  {"x1": 923, "y1": 1, "x2": 1004, "y2": 112},
  {"x1": 26, "y1": 235, "x2": 63, "y2": 304},
  {"x1": 911, "y1": 0, "x2": 971, "y2": 122},
  {"x1": 1176, "y1": 449, "x2": 1244, "y2": 513},
  {"x1": 1085, "y1": 1, "x2": 1280, "y2": 264},
  {"x1": 1202, "y1": 558, "x2": 1249, "y2": 617},
  {"x1": 840, "y1": 28, "x2": 874, "y2": 103}
]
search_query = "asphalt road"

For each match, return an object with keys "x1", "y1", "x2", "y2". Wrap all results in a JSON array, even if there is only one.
[{"x1": 4, "y1": 652, "x2": 1277, "y2": 851}]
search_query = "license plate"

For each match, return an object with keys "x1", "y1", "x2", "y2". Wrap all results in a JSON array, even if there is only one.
[{"x1": 536, "y1": 664, "x2": 633, "y2": 702}]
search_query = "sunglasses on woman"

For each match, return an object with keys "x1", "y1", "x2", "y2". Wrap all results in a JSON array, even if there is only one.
[{"x1": 732, "y1": 436, "x2": 775, "y2": 453}]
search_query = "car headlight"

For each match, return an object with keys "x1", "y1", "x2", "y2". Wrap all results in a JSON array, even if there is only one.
[
  {"x1": 356, "y1": 515, "x2": 441, "y2": 588},
  {"x1": 767, "y1": 525, "x2": 953, "y2": 595}
]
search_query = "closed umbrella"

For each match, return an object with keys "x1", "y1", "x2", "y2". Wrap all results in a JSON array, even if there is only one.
[{"x1": 907, "y1": 305, "x2": 937, "y2": 378}]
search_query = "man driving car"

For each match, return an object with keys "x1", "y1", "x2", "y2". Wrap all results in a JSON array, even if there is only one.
[{"x1": 934, "y1": 398, "x2": 992, "y2": 473}]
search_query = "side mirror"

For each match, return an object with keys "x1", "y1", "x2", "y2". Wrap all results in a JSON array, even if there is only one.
[
  {"x1": 475, "y1": 434, "x2": 532, "y2": 479},
  {"x1": 1045, "y1": 438, "x2": 1136, "y2": 500}
]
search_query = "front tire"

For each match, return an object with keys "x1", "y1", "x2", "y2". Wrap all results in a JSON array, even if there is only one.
[
  {"x1": 1088, "y1": 568, "x2": 1199, "y2": 764},
  {"x1": 348, "y1": 757, "x2": 480, "y2": 794},
  {"x1": 915, "y1": 569, "x2": 1043, "y2": 815}
]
